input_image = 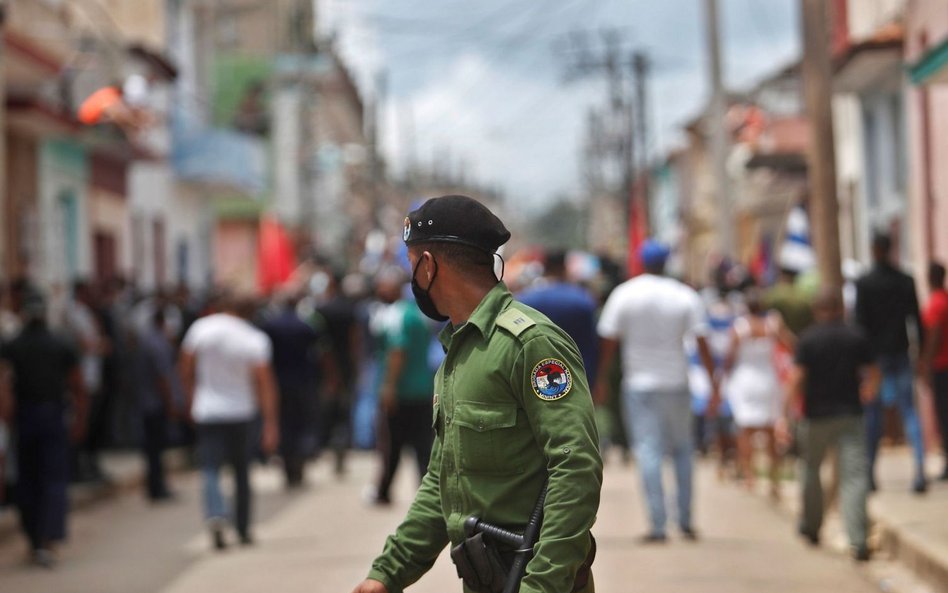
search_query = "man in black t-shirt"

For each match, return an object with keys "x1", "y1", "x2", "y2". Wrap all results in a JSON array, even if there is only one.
[
  {"x1": 316, "y1": 273, "x2": 362, "y2": 476},
  {"x1": 0, "y1": 292, "x2": 87, "y2": 567},
  {"x1": 855, "y1": 233, "x2": 926, "y2": 493},
  {"x1": 782, "y1": 290, "x2": 880, "y2": 562}
]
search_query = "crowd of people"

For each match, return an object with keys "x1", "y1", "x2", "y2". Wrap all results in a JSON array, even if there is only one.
[
  {"x1": 0, "y1": 213, "x2": 946, "y2": 575},
  {"x1": 0, "y1": 273, "x2": 367, "y2": 562}
]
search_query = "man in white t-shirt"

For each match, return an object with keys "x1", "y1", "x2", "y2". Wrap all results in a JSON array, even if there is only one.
[
  {"x1": 594, "y1": 240, "x2": 719, "y2": 542},
  {"x1": 180, "y1": 294, "x2": 279, "y2": 550}
]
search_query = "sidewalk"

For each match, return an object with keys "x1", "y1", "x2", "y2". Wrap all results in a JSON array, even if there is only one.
[
  {"x1": 871, "y1": 449, "x2": 948, "y2": 591},
  {"x1": 757, "y1": 446, "x2": 948, "y2": 593}
]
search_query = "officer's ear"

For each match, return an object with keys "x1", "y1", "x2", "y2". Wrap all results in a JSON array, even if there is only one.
[{"x1": 422, "y1": 251, "x2": 438, "y2": 279}]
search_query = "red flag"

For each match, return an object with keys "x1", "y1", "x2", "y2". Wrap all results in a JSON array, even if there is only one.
[
  {"x1": 257, "y1": 215, "x2": 297, "y2": 294},
  {"x1": 626, "y1": 181, "x2": 649, "y2": 277}
]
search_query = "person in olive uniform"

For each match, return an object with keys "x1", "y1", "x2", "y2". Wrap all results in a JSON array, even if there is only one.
[{"x1": 351, "y1": 195, "x2": 603, "y2": 593}]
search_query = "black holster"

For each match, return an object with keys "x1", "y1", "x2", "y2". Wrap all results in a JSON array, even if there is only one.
[
  {"x1": 450, "y1": 532, "x2": 510, "y2": 593},
  {"x1": 571, "y1": 533, "x2": 597, "y2": 592}
]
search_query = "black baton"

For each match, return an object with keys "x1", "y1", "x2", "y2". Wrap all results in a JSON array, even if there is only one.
[{"x1": 464, "y1": 483, "x2": 548, "y2": 593}]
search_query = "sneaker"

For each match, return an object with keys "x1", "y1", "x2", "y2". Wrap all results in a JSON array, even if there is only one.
[
  {"x1": 149, "y1": 491, "x2": 177, "y2": 504},
  {"x1": 209, "y1": 523, "x2": 227, "y2": 551},
  {"x1": 334, "y1": 450, "x2": 347, "y2": 477},
  {"x1": 912, "y1": 477, "x2": 928, "y2": 495},
  {"x1": 852, "y1": 546, "x2": 871, "y2": 562},
  {"x1": 361, "y1": 485, "x2": 391, "y2": 507},
  {"x1": 798, "y1": 528, "x2": 820, "y2": 547},
  {"x1": 31, "y1": 549, "x2": 55, "y2": 569},
  {"x1": 239, "y1": 534, "x2": 255, "y2": 547},
  {"x1": 681, "y1": 527, "x2": 699, "y2": 542}
]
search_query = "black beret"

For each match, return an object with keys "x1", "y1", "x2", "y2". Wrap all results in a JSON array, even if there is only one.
[{"x1": 403, "y1": 195, "x2": 511, "y2": 253}]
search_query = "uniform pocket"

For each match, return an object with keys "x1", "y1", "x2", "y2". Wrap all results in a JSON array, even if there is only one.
[{"x1": 454, "y1": 400, "x2": 521, "y2": 475}]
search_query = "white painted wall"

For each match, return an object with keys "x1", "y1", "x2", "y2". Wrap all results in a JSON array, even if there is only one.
[
  {"x1": 129, "y1": 162, "x2": 170, "y2": 290},
  {"x1": 129, "y1": 163, "x2": 212, "y2": 291},
  {"x1": 273, "y1": 86, "x2": 303, "y2": 222},
  {"x1": 833, "y1": 94, "x2": 868, "y2": 264},
  {"x1": 846, "y1": 0, "x2": 905, "y2": 40},
  {"x1": 172, "y1": 183, "x2": 213, "y2": 289}
]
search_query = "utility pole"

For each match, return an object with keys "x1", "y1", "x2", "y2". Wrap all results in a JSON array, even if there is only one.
[
  {"x1": 632, "y1": 51, "x2": 651, "y2": 227},
  {"x1": 704, "y1": 0, "x2": 735, "y2": 260},
  {"x1": 399, "y1": 101, "x2": 417, "y2": 186},
  {"x1": 560, "y1": 29, "x2": 638, "y2": 243},
  {"x1": 800, "y1": 0, "x2": 843, "y2": 293},
  {"x1": 0, "y1": 1, "x2": 7, "y2": 276},
  {"x1": 367, "y1": 71, "x2": 387, "y2": 229}
]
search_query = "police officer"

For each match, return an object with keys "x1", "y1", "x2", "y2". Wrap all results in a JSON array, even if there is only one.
[{"x1": 351, "y1": 195, "x2": 602, "y2": 593}]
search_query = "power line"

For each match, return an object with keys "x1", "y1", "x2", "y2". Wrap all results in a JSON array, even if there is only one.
[{"x1": 409, "y1": 0, "x2": 592, "y2": 139}]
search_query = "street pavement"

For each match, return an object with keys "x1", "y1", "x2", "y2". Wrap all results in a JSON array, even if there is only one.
[{"x1": 0, "y1": 450, "x2": 910, "y2": 593}]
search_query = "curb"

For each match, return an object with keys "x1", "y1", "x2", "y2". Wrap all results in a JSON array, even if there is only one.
[
  {"x1": 876, "y1": 515, "x2": 948, "y2": 592},
  {"x1": 746, "y1": 465, "x2": 948, "y2": 593}
]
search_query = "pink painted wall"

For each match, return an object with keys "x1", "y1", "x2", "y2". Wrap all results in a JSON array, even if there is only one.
[{"x1": 905, "y1": 0, "x2": 948, "y2": 452}]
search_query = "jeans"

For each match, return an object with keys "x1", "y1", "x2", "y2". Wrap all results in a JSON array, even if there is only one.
[
  {"x1": 624, "y1": 387, "x2": 693, "y2": 535},
  {"x1": 197, "y1": 421, "x2": 253, "y2": 537},
  {"x1": 865, "y1": 354, "x2": 925, "y2": 483},
  {"x1": 799, "y1": 415, "x2": 869, "y2": 549}
]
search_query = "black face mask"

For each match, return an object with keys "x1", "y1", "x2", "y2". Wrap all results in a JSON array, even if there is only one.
[{"x1": 411, "y1": 255, "x2": 449, "y2": 322}]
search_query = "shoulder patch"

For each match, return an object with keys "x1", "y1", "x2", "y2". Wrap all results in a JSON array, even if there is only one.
[
  {"x1": 496, "y1": 308, "x2": 536, "y2": 337},
  {"x1": 531, "y1": 358, "x2": 573, "y2": 401}
]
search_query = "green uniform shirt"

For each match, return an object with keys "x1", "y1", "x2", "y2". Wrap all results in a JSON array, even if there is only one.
[{"x1": 367, "y1": 283, "x2": 603, "y2": 593}]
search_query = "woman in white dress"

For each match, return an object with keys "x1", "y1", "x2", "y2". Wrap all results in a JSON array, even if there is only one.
[{"x1": 724, "y1": 289, "x2": 796, "y2": 498}]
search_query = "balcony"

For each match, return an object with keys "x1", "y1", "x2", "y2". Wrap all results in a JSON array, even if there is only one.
[{"x1": 171, "y1": 112, "x2": 267, "y2": 196}]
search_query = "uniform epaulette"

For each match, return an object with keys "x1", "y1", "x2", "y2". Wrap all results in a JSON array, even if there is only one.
[{"x1": 496, "y1": 307, "x2": 536, "y2": 338}]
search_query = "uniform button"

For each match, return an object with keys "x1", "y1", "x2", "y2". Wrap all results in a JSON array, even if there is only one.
[
  {"x1": 563, "y1": 447, "x2": 572, "y2": 454},
  {"x1": 446, "y1": 416, "x2": 452, "y2": 425}
]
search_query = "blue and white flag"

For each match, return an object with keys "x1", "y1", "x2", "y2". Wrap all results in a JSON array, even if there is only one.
[{"x1": 778, "y1": 205, "x2": 815, "y2": 272}]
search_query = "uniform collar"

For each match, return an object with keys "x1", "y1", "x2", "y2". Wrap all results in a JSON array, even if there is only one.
[{"x1": 438, "y1": 282, "x2": 511, "y2": 349}]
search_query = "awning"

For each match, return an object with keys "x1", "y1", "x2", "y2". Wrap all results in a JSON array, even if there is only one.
[
  {"x1": 5, "y1": 98, "x2": 79, "y2": 137},
  {"x1": 834, "y1": 41, "x2": 903, "y2": 93},
  {"x1": 909, "y1": 38, "x2": 948, "y2": 86},
  {"x1": 4, "y1": 30, "x2": 64, "y2": 90}
]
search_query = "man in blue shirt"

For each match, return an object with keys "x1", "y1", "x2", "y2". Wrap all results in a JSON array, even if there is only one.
[
  {"x1": 519, "y1": 250, "x2": 599, "y2": 386},
  {"x1": 137, "y1": 309, "x2": 183, "y2": 501},
  {"x1": 262, "y1": 296, "x2": 326, "y2": 489}
]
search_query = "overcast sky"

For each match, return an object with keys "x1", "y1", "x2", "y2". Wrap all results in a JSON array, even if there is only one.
[{"x1": 318, "y1": 0, "x2": 800, "y2": 215}]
